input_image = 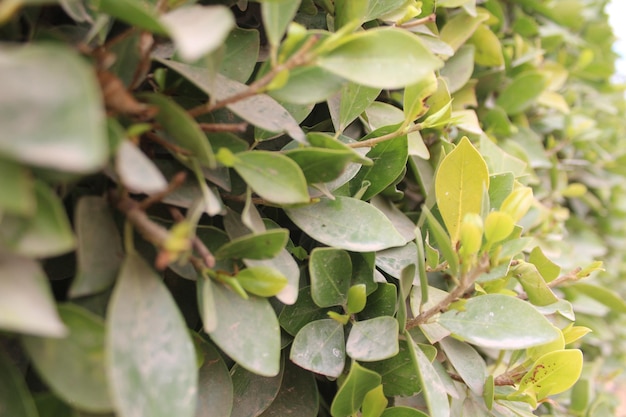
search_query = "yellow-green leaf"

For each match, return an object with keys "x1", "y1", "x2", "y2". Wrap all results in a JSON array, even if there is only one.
[
  {"x1": 435, "y1": 137, "x2": 489, "y2": 244},
  {"x1": 517, "y1": 349, "x2": 583, "y2": 402}
]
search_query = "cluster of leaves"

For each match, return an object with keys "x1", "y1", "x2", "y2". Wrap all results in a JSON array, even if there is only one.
[{"x1": 1, "y1": 0, "x2": 626, "y2": 416}]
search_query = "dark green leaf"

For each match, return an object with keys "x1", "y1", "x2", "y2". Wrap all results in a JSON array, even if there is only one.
[
  {"x1": 290, "y1": 319, "x2": 345, "y2": 378},
  {"x1": 330, "y1": 362, "x2": 381, "y2": 417},
  {"x1": 209, "y1": 282, "x2": 281, "y2": 376},
  {"x1": 285, "y1": 196, "x2": 406, "y2": 252},
  {"x1": 22, "y1": 304, "x2": 112, "y2": 412},
  {"x1": 0, "y1": 349, "x2": 38, "y2": 417},
  {"x1": 195, "y1": 336, "x2": 233, "y2": 417},
  {"x1": 258, "y1": 360, "x2": 319, "y2": 417},
  {"x1": 230, "y1": 360, "x2": 284, "y2": 417},
  {"x1": 309, "y1": 247, "x2": 352, "y2": 308},
  {"x1": 279, "y1": 286, "x2": 330, "y2": 336},
  {"x1": 358, "y1": 283, "x2": 397, "y2": 321},
  {"x1": 215, "y1": 229, "x2": 289, "y2": 260},
  {"x1": 284, "y1": 147, "x2": 362, "y2": 184},
  {"x1": 364, "y1": 340, "x2": 421, "y2": 397},
  {"x1": 107, "y1": 254, "x2": 197, "y2": 417},
  {"x1": 98, "y1": 0, "x2": 167, "y2": 34},
  {"x1": 70, "y1": 196, "x2": 123, "y2": 298}
]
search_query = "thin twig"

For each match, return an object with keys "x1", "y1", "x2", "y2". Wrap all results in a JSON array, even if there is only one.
[
  {"x1": 198, "y1": 122, "x2": 248, "y2": 133},
  {"x1": 138, "y1": 171, "x2": 187, "y2": 210},
  {"x1": 518, "y1": 267, "x2": 583, "y2": 300},
  {"x1": 187, "y1": 36, "x2": 319, "y2": 118},
  {"x1": 397, "y1": 14, "x2": 437, "y2": 29},
  {"x1": 144, "y1": 131, "x2": 192, "y2": 156},
  {"x1": 169, "y1": 207, "x2": 216, "y2": 269},
  {"x1": 406, "y1": 254, "x2": 490, "y2": 329},
  {"x1": 348, "y1": 123, "x2": 423, "y2": 149}
]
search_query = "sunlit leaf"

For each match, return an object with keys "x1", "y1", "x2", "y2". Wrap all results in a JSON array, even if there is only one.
[
  {"x1": 517, "y1": 349, "x2": 583, "y2": 402},
  {"x1": 346, "y1": 317, "x2": 399, "y2": 361}
]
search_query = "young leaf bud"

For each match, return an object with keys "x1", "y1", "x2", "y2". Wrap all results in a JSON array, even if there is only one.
[
  {"x1": 235, "y1": 266, "x2": 288, "y2": 298},
  {"x1": 500, "y1": 187, "x2": 533, "y2": 222},
  {"x1": 346, "y1": 284, "x2": 367, "y2": 314},
  {"x1": 484, "y1": 211, "x2": 515, "y2": 243}
]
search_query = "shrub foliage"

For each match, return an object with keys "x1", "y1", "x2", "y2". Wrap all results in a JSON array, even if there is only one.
[{"x1": 1, "y1": 0, "x2": 626, "y2": 416}]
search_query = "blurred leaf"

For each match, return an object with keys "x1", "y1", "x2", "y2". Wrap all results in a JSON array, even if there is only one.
[
  {"x1": 229, "y1": 360, "x2": 284, "y2": 417},
  {"x1": 220, "y1": 28, "x2": 259, "y2": 83},
  {"x1": 309, "y1": 247, "x2": 352, "y2": 308},
  {"x1": 570, "y1": 283, "x2": 626, "y2": 313},
  {"x1": 346, "y1": 317, "x2": 399, "y2": 361},
  {"x1": 0, "y1": 252, "x2": 67, "y2": 337},
  {"x1": 440, "y1": 10, "x2": 489, "y2": 51},
  {"x1": 290, "y1": 319, "x2": 345, "y2": 378},
  {"x1": 115, "y1": 140, "x2": 168, "y2": 194},
  {"x1": 209, "y1": 282, "x2": 281, "y2": 376},
  {"x1": 440, "y1": 45, "x2": 475, "y2": 94},
  {"x1": 496, "y1": 71, "x2": 547, "y2": 116},
  {"x1": 161, "y1": 5, "x2": 234, "y2": 62},
  {"x1": 258, "y1": 360, "x2": 319, "y2": 417},
  {"x1": 262, "y1": 0, "x2": 301, "y2": 49},
  {"x1": 334, "y1": 0, "x2": 367, "y2": 29},
  {"x1": 285, "y1": 197, "x2": 406, "y2": 252},
  {"x1": 269, "y1": 66, "x2": 345, "y2": 105},
  {"x1": 232, "y1": 151, "x2": 309, "y2": 205},
  {"x1": 0, "y1": 349, "x2": 38, "y2": 417},
  {"x1": 107, "y1": 254, "x2": 197, "y2": 417},
  {"x1": 0, "y1": 157, "x2": 34, "y2": 215},
  {"x1": 438, "y1": 294, "x2": 561, "y2": 349},
  {"x1": 23, "y1": 304, "x2": 112, "y2": 412},
  {"x1": 330, "y1": 362, "x2": 381, "y2": 417},
  {"x1": 195, "y1": 337, "x2": 233, "y2": 417},
  {"x1": 318, "y1": 28, "x2": 443, "y2": 89},
  {"x1": 0, "y1": 44, "x2": 107, "y2": 173},
  {"x1": 234, "y1": 266, "x2": 287, "y2": 297},
  {"x1": 140, "y1": 93, "x2": 215, "y2": 168},
  {"x1": 98, "y1": 0, "x2": 167, "y2": 34},
  {"x1": 468, "y1": 24, "x2": 504, "y2": 67},
  {"x1": 381, "y1": 407, "x2": 429, "y2": 417},
  {"x1": 435, "y1": 137, "x2": 489, "y2": 243},
  {"x1": 215, "y1": 229, "x2": 289, "y2": 260}
]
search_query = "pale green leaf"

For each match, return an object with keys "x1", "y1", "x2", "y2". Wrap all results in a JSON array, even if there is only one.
[
  {"x1": 0, "y1": 44, "x2": 107, "y2": 173},
  {"x1": 220, "y1": 28, "x2": 259, "y2": 83},
  {"x1": 438, "y1": 294, "x2": 561, "y2": 349},
  {"x1": 309, "y1": 247, "x2": 352, "y2": 308},
  {"x1": 0, "y1": 349, "x2": 39, "y2": 417},
  {"x1": 233, "y1": 151, "x2": 309, "y2": 205},
  {"x1": 571, "y1": 283, "x2": 626, "y2": 313},
  {"x1": 0, "y1": 252, "x2": 67, "y2": 337},
  {"x1": 285, "y1": 196, "x2": 406, "y2": 252},
  {"x1": 22, "y1": 304, "x2": 112, "y2": 412},
  {"x1": 439, "y1": 337, "x2": 487, "y2": 395},
  {"x1": 262, "y1": 0, "x2": 301, "y2": 48},
  {"x1": 230, "y1": 361, "x2": 284, "y2": 417},
  {"x1": 439, "y1": 10, "x2": 489, "y2": 52},
  {"x1": 115, "y1": 140, "x2": 168, "y2": 194},
  {"x1": 269, "y1": 66, "x2": 345, "y2": 105},
  {"x1": 318, "y1": 28, "x2": 443, "y2": 89},
  {"x1": 440, "y1": 45, "x2": 475, "y2": 94},
  {"x1": 468, "y1": 24, "x2": 504, "y2": 67},
  {"x1": 328, "y1": 82, "x2": 381, "y2": 132},
  {"x1": 346, "y1": 317, "x2": 399, "y2": 361},
  {"x1": 496, "y1": 71, "x2": 547, "y2": 115},
  {"x1": 209, "y1": 283, "x2": 281, "y2": 376},
  {"x1": 330, "y1": 362, "x2": 381, "y2": 417},
  {"x1": 161, "y1": 5, "x2": 234, "y2": 62},
  {"x1": 215, "y1": 229, "x2": 289, "y2": 260},
  {"x1": 107, "y1": 254, "x2": 197, "y2": 417},
  {"x1": 290, "y1": 319, "x2": 345, "y2": 378},
  {"x1": 98, "y1": 0, "x2": 167, "y2": 34},
  {"x1": 422, "y1": 206, "x2": 460, "y2": 277},
  {"x1": 435, "y1": 137, "x2": 489, "y2": 243}
]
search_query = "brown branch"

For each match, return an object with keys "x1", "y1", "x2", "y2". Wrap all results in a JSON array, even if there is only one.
[
  {"x1": 169, "y1": 207, "x2": 215, "y2": 269},
  {"x1": 547, "y1": 267, "x2": 582, "y2": 289},
  {"x1": 397, "y1": 14, "x2": 437, "y2": 29},
  {"x1": 113, "y1": 192, "x2": 170, "y2": 248},
  {"x1": 138, "y1": 171, "x2": 187, "y2": 210},
  {"x1": 144, "y1": 131, "x2": 192, "y2": 156},
  {"x1": 187, "y1": 35, "x2": 319, "y2": 118},
  {"x1": 348, "y1": 123, "x2": 423, "y2": 149},
  {"x1": 406, "y1": 254, "x2": 490, "y2": 329},
  {"x1": 198, "y1": 122, "x2": 248, "y2": 133}
]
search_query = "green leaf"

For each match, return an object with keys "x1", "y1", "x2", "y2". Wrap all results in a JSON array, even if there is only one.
[
  {"x1": 284, "y1": 146, "x2": 363, "y2": 184},
  {"x1": 230, "y1": 360, "x2": 284, "y2": 417},
  {"x1": 347, "y1": 284, "x2": 367, "y2": 314},
  {"x1": 0, "y1": 157, "x2": 34, "y2": 215},
  {"x1": 439, "y1": 10, "x2": 489, "y2": 52},
  {"x1": 1, "y1": 181, "x2": 75, "y2": 257},
  {"x1": 335, "y1": 0, "x2": 367, "y2": 29},
  {"x1": 98, "y1": 0, "x2": 167, "y2": 34},
  {"x1": 309, "y1": 248, "x2": 352, "y2": 308},
  {"x1": 154, "y1": 59, "x2": 306, "y2": 142},
  {"x1": 161, "y1": 5, "x2": 234, "y2": 62},
  {"x1": 69, "y1": 196, "x2": 123, "y2": 298},
  {"x1": 468, "y1": 24, "x2": 504, "y2": 67},
  {"x1": 279, "y1": 286, "x2": 329, "y2": 336},
  {"x1": 269, "y1": 66, "x2": 345, "y2": 105},
  {"x1": 215, "y1": 229, "x2": 289, "y2": 260},
  {"x1": 285, "y1": 196, "x2": 406, "y2": 252},
  {"x1": 290, "y1": 319, "x2": 345, "y2": 378},
  {"x1": 235, "y1": 266, "x2": 287, "y2": 297},
  {"x1": 330, "y1": 362, "x2": 381, "y2": 417},
  {"x1": 197, "y1": 276, "x2": 218, "y2": 333},
  {"x1": 209, "y1": 283, "x2": 281, "y2": 376},
  {"x1": 365, "y1": 339, "x2": 421, "y2": 396},
  {"x1": 528, "y1": 247, "x2": 560, "y2": 283},
  {"x1": 0, "y1": 44, "x2": 107, "y2": 173},
  {"x1": 435, "y1": 137, "x2": 489, "y2": 243},
  {"x1": 405, "y1": 332, "x2": 450, "y2": 417},
  {"x1": 517, "y1": 349, "x2": 583, "y2": 402},
  {"x1": 358, "y1": 283, "x2": 397, "y2": 320},
  {"x1": 0, "y1": 251, "x2": 67, "y2": 337},
  {"x1": 437, "y1": 294, "x2": 561, "y2": 349},
  {"x1": 195, "y1": 336, "x2": 233, "y2": 417},
  {"x1": 221, "y1": 28, "x2": 260, "y2": 83},
  {"x1": 115, "y1": 140, "x2": 168, "y2": 194},
  {"x1": 570, "y1": 283, "x2": 626, "y2": 313},
  {"x1": 22, "y1": 304, "x2": 112, "y2": 412},
  {"x1": 362, "y1": 385, "x2": 387, "y2": 417},
  {"x1": 352, "y1": 129, "x2": 408, "y2": 201},
  {"x1": 140, "y1": 93, "x2": 215, "y2": 168},
  {"x1": 346, "y1": 317, "x2": 399, "y2": 361},
  {"x1": 329, "y1": 82, "x2": 381, "y2": 132},
  {"x1": 0, "y1": 349, "x2": 38, "y2": 417},
  {"x1": 422, "y1": 207, "x2": 459, "y2": 277},
  {"x1": 257, "y1": 360, "x2": 319, "y2": 417},
  {"x1": 488, "y1": 172, "x2": 515, "y2": 210},
  {"x1": 364, "y1": 0, "x2": 407, "y2": 21},
  {"x1": 262, "y1": 0, "x2": 301, "y2": 49},
  {"x1": 381, "y1": 407, "x2": 429, "y2": 417},
  {"x1": 403, "y1": 72, "x2": 438, "y2": 122},
  {"x1": 440, "y1": 45, "x2": 475, "y2": 95},
  {"x1": 318, "y1": 28, "x2": 443, "y2": 89},
  {"x1": 107, "y1": 254, "x2": 197, "y2": 417},
  {"x1": 439, "y1": 337, "x2": 487, "y2": 395},
  {"x1": 233, "y1": 151, "x2": 310, "y2": 205},
  {"x1": 496, "y1": 71, "x2": 547, "y2": 116},
  {"x1": 511, "y1": 261, "x2": 558, "y2": 306}
]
